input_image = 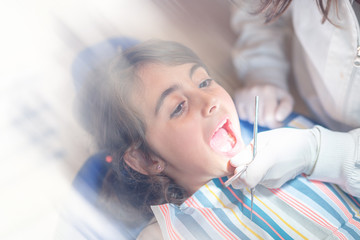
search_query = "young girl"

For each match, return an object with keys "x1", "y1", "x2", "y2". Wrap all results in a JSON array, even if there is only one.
[
  {"x1": 76, "y1": 39, "x2": 360, "y2": 239},
  {"x1": 76, "y1": 39, "x2": 245, "y2": 238}
]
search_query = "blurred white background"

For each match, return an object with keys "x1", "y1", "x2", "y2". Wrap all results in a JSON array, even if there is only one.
[{"x1": 0, "y1": 0, "x2": 238, "y2": 239}]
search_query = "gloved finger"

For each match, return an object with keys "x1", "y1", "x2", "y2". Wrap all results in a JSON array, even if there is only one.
[
  {"x1": 263, "y1": 96, "x2": 278, "y2": 127},
  {"x1": 231, "y1": 177, "x2": 246, "y2": 189},
  {"x1": 237, "y1": 103, "x2": 248, "y2": 121},
  {"x1": 230, "y1": 144, "x2": 253, "y2": 167},
  {"x1": 261, "y1": 166, "x2": 301, "y2": 189},
  {"x1": 244, "y1": 103, "x2": 255, "y2": 123},
  {"x1": 239, "y1": 147, "x2": 273, "y2": 188},
  {"x1": 261, "y1": 177, "x2": 288, "y2": 189},
  {"x1": 267, "y1": 119, "x2": 283, "y2": 129},
  {"x1": 275, "y1": 94, "x2": 294, "y2": 122},
  {"x1": 234, "y1": 90, "x2": 250, "y2": 121},
  {"x1": 229, "y1": 164, "x2": 249, "y2": 189},
  {"x1": 257, "y1": 98, "x2": 267, "y2": 126}
]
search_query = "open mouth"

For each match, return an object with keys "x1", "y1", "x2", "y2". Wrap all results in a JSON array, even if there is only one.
[{"x1": 210, "y1": 118, "x2": 237, "y2": 154}]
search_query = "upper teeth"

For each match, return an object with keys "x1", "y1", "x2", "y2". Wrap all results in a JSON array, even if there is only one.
[{"x1": 215, "y1": 119, "x2": 228, "y2": 133}]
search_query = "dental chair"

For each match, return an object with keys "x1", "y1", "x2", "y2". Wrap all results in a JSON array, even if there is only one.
[
  {"x1": 67, "y1": 151, "x2": 149, "y2": 239},
  {"x1": 59, "y1": 37, "x2": 150, "y2": 240}
]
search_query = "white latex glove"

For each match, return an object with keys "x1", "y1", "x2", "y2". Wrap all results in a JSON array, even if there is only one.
[
  {"x1": 229, "y1": 127, "x2": 319, "y2": 189},
  {"x1": 234, "y1": 84, "x2": 294, "y2": 128}
]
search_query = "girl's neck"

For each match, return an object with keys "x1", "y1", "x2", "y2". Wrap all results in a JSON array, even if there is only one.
[{"x1": 184, "y1": 179, "x2": 210, "y2": 196}]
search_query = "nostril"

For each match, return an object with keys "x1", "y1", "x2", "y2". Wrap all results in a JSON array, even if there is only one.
[
  {"x1": 202, "y1": 94, "x2": 218, "y2": 116},
  {"x1": 209, "y1": 105, "x2": 217, "y2": 114}
]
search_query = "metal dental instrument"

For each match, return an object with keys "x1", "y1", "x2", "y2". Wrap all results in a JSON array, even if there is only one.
[
  {"x1": 223, "y1": 96, "x2": 259, "y2": 221},
  {"x1": 224, "y1": 164, "x2": 249, "y2": 188},
  {"x1": 250, "y1": 95, "x2": 259, "y2": 221}
]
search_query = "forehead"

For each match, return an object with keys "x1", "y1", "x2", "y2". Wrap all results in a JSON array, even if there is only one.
[
  {"x1": 136, "y1": 62, "x2": 206, "y2": 87},
  {"x1": 132, "y1": 62, "x2": 191, "y2": 105}
]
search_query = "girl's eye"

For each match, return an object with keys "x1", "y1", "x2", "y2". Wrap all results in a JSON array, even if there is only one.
[
  {"x1": 199, "y1": 79, "x2": 213, "y2": 88},
  {"x1": 170, "y1": 101, "x2": 186, "y2": 118}
]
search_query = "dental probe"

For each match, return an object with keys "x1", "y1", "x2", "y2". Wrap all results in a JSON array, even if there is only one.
[
  {"x1": 223, "y1": 96, "x2": 259, "y2": 221},
  {"x1": 250, "y1": 95, "x2": 259, "y2": 221},
  {"x1": 223, "y1": 96, "x2": 259, "y2": 188},
  {"x1": 223, "y1": 164, "x2": 248, "y2": 188}
]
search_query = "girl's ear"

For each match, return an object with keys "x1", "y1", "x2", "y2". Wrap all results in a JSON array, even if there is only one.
[{"x1": 123, "y1": 146, "x2": 165, "y2": 175}]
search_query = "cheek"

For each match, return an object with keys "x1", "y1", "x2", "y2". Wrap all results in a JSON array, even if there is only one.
[
  {"x1": 221, "y1": 90, "x2": 236, "y2": 107},
  {"x1": 220, "y1": 89, "x2": 244, "y2": 145},
  {"x1": 146, "y1": 123, "x2": 202, "y2": 158},
  {"x1": 162, "y1": 124, "x2": 200, "y2": 148}
]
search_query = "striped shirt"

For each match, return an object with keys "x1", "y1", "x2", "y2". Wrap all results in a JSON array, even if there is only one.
[{"x1": 151, "y1": 116, "x2": 360, "y2": 239}]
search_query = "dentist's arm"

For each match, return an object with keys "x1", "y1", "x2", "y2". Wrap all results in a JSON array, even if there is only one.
[
  {"x1": 231, "y1": 4, "x2": 293, "y2": 128},
  {"x1": 230, "y1": 126, "x2": 360, "y2": 197}
]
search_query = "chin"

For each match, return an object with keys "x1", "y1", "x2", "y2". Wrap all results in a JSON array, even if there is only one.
[
  {"x1": 220, "y1": 140, "x2": 243, "y2": 158},
  {"x1": 214, "y1": 156, "x2": 235, "y2": 176}
]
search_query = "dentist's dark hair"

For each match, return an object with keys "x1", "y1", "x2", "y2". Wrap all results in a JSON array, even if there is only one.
[{"x1": 256, "y1": 0, "x2": 338, "y2": 24}]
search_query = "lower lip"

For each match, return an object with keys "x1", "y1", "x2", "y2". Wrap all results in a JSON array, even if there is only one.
[
  {"x1": 227, "y1": 141, "x2": 242, "y2": 157},
  {"x1": 220, "y1": 140, "x2": 241, "y2": 158},
  {"x1": 210, "y1": 119, "x2": 241, "y2": 158}
]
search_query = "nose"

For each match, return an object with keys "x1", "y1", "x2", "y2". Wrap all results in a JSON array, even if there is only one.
[{"x1": 200, "y1": 92, "x2": 219, "y2": 117}]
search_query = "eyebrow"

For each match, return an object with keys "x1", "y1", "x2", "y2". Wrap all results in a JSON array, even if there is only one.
[
  {"x1": 189, "y1": 63, "x2": 202, "y2": 78},
  {"x1": 155, "y1": 84, "x2": 179, "y2": 115},
  {"x1": 154, "y1": 63, "x2": 203, "y2": 116}
]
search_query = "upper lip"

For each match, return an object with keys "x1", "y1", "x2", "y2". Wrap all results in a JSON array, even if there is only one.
[
  {"x1": 210, "y1": 117, "x2": 237, "y2": 144},
  {"x1": 212, "y1": 118, "x2": 229, "y2": 135}
]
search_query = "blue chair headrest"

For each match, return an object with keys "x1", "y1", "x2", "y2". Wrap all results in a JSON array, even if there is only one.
[{"x1": 71, "y1": 37, "x2": 139, "y2": 92}]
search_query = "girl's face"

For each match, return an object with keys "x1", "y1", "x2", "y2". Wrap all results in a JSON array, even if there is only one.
[{"x1": 131, "y1": 63, "x2": 244, "y2": 194}]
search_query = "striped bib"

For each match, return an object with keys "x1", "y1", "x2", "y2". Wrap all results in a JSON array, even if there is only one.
[{"x1": 151, "y1": 116, "x2": 360, "y2": 239}]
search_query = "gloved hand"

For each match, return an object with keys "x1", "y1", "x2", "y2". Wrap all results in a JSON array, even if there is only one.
[
  {"x1": 234, "y1": 84, "x2": 294, "y2": 128},
  {"x1": 229, "y1": 127, "x2": 320, "y2": 189}
]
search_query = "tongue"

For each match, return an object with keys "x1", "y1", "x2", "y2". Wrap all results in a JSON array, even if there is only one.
[{"x1": 210, "y1": 128, "x2": 233, "y2": 153}]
